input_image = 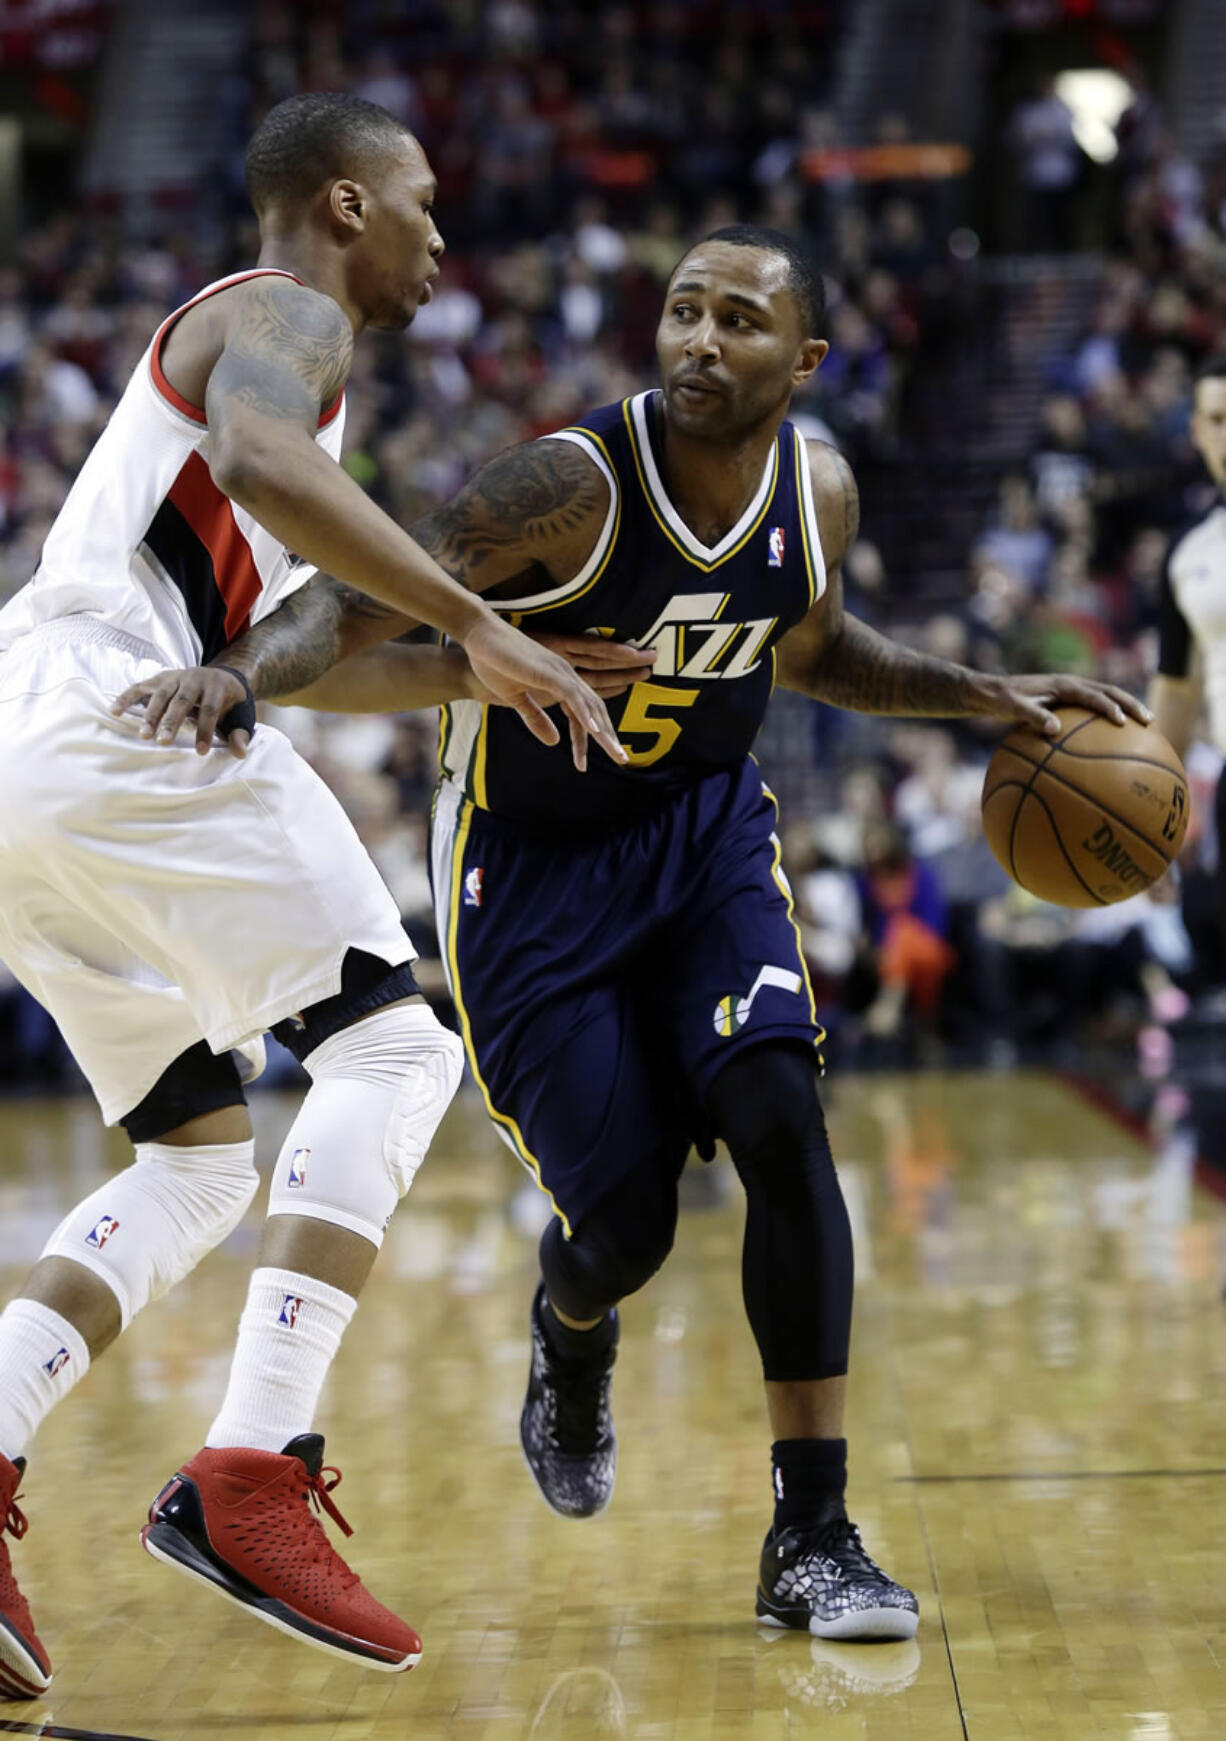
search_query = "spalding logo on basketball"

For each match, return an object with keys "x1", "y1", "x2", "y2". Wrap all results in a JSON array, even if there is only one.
[{"x1": 981, "y1": 708, "x2": 1190, "y2": 907}]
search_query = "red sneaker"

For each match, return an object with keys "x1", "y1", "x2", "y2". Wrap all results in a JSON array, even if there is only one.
[
  {"x1": 0, "y1": 1454, "x2": 52, "y2": 1700},
  {"x1": 140, "y1": 1435, "x2": 421, "y2": 1671}
]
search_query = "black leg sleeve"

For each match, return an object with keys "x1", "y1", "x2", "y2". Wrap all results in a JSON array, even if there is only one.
[
  {"x1": 705, "y1": 1042, "x2": 853, "y2": 1382},
  {"x1": 539, "y1": 1141, "x2": 685, "y2": 1322}
]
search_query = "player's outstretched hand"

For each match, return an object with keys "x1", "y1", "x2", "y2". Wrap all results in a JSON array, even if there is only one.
[
  {"x1": 530, "y1": 633, "x2": 656, "y2": 697},
  {"x1": 109, "y1": 665, "x2": 255, "y2": 758},
  {"x1": 462, "y1": 614, "x2": 629, "y2": 772},
  {"x1": 982, "y1": 674, "x2": 1153, "y2": 737}
]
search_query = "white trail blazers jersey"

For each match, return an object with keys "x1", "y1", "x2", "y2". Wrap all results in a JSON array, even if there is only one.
[{"x1": 0, "y1": 268, "x2": 345, "y2": 668}]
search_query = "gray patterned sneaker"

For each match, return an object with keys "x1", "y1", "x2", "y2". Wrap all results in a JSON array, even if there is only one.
[
  {"x1": 756, "y1": 1520, "x2": 919, "y2": 1640},
  {"x1": 519, "y1": 1284, "x2": 617, "y2": 1518}
]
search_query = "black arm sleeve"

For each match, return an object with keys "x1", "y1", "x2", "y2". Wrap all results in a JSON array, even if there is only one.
[{"x1": 1157, "y1": 550, "x2": 1194, "y2": 679}]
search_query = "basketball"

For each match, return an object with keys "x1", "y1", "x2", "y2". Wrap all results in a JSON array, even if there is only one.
[{"x1": 981, "y1": 708, "x2": 1189, "y2": 907}]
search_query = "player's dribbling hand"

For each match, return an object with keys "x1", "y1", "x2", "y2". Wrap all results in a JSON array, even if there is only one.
[
  {"x1": 109, "y1": 665, "x2": 255, "y2": 758},
  {"x1": 461, "y1": 614, "x2": 630, "y2": 772},
  {"x1": 981, "y1": 673, "x2": 1152, "y2": 737}
]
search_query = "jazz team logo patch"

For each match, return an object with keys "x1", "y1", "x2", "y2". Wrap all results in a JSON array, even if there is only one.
[
  {"x1": 279, "y1": 1294, "x2": 304, "y2": 1329},
  {"x1": 287, "y1": 1147, "x2": 309, "y2": 1189},
  {"x1": 464, "y1": 866, "x2": 484, "y2": 909},
  {"x1": 85, "y1": 1214, "x2": 120, "y2": 1249},
  {"x1": 767, "y1": 526, "x2": 786, "y2": 568},
  {"x1": 712, "y1": 964, "x2": 803, "y2": 1037}
]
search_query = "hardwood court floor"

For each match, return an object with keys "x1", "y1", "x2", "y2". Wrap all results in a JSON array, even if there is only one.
[{"x1": 0, "y1": 1069, "x2": 1223, "y2": 1740}]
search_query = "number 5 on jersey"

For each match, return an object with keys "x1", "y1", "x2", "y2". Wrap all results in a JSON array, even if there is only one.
[{"x1": 617, "y1": 683, "x2": 699, "y2": 767}]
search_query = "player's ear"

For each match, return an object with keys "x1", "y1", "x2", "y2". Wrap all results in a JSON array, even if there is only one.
[
  {"x1": 793, "y1": 338, "x2": 828, "y2": 390},
  {"x1": 328, "y1": 179, "x2": 367, "y2": 236}
]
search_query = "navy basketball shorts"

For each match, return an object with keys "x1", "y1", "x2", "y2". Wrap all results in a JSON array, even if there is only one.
[{"x1": 430, "y1": 759, "x2": 824, "y2": 1234}]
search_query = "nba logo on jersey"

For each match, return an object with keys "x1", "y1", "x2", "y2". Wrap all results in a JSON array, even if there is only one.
[
  {"x1": 767, "y1": 526, "x2": 786, "y2": 568},
  {"x1": 278, "y1": 1294, "x2": 304, "y2": 1329},
  {"x1": 464, "y1": 867, "x2": 484, "y2": 909},
  {"x1": 43, "y1": 1347, "x2": 71, "y2": 1379},
  {"x1": 85, "y1": 1214, "x2": 120, "y2": 1250},
  {"x1": 287, "y1": 1147, "x2": 310, "y2": 1189}
]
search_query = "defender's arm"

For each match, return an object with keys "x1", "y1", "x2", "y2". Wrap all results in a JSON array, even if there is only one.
[
  {"x1": 228, "y1": 435, "x2": 610, "y2": 709},
  {"x1": 117, "y1": 439, "x2": 622, "y2": 745}
]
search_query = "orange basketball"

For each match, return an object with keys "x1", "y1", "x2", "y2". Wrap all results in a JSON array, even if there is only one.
[{"x1": 981, "y1": 708, "x2": 1189, "y2": 907}]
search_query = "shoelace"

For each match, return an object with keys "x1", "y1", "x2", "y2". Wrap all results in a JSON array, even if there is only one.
[
  {"x1": 3, "y1": 1494, "x2": 28, "y2": 1544},
  {"x1": 796, "y1": 1519, "x2": 885, "y2": 1581},
  {"x1": 0, "y1": 1488, "x2": 35, "y2": 1633},
  {"x1": 550, "y1": 1361, "x2": 612, "y2": 1455},
  {"x1": 287, "y1": 1464, "x2": 361, "y2": 1592}
]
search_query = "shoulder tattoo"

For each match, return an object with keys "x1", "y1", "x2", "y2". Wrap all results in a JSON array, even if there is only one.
[
  {"x1": 412, "y1": 439, "x2": 607, "y2": 585},
  {"x1": 210, "y1": 278, "x2": 354, "y2": 422}
]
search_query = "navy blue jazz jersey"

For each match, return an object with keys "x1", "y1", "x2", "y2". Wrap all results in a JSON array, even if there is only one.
[
  {"x1": 438, "y1": 389, "x2": 825, "y2": 823},
  {"x1": 431, "y1": 391, "x2": 828, "y2": 1230}
]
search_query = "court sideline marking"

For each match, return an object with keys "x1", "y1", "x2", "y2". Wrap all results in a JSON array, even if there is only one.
[{"x1": 0, "y1": 1720, "x2": 161, "y2": 1740}]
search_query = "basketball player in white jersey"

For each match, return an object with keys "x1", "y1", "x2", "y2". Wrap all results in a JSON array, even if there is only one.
[
  {"x1": 0, "y1": 93, "x2": 628, "y2": 1697},
  {"x1": 1150, "y1": 356, "x2": 1226, "y2": 763}
]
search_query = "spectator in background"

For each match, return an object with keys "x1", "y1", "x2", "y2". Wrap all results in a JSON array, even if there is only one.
[
  {"x1": 974, "y1": 473, "x2": 1054, "y2": 595},
  {"x1": 855, "y1": 822, "x2": 956, "y2": 1051},
  {"x1": 1008, "y1": 75, "x2": 1083, "y2": 252}
]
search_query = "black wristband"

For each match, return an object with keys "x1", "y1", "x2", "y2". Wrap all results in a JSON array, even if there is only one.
[{"x1": 211, "y1": 664, "x2": 258, "y2": 742}]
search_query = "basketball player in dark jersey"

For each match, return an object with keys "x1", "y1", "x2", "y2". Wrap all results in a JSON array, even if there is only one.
[{"x1": 134, "y1": 227, "x2": 1146, "y2": 1640}]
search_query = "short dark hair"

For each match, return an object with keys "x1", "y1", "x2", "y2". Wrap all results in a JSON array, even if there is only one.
[
  {"x1": 245, "y1": 92, "x2": 413, "y2": 214},
  {"x1": 1194, "y1": 354, "x2": 1226, "y2": 389},
  {"x1": 689, "y1": 224, "x2": 826, "y2": 338}
]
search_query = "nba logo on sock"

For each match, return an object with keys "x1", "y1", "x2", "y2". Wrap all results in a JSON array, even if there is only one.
[
  {"x1": 464, "y1": 866, "x2": 484, "y2": 909},
  {"x1": 43, "y1": 1347, "x2": 70, "y2": 1378},
  {"x1": 767, "y1": 526, "x2": 786, "y2": 568},
  {"x1": 279, "y1": 1294, "x2": 304, "y2": 1328},
  {"x1": 287, "y1": 1147, "x2": 310, "y2": 1188},
  {"x1": 85, "y1": 1214, "x2": 120, "y2": 1249}
]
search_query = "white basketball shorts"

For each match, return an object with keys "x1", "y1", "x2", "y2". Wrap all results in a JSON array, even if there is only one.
[{"x1": 0, "y1": 617, "x2": 415, "y2": 1124}]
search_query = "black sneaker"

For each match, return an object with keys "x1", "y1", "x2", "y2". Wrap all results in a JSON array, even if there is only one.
[
  {"x1": 519, "y1": 1283, "x2": 617, "y2": 1518},
  {"x1": 756, "y1": 1519, "x2": 919, "y2": 1640}
]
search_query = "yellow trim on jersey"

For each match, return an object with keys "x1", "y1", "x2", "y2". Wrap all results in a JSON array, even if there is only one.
[
  {"x1": 760, "y1": 779, "x2": 827, "y2": 1060},
  {"x1": 437, "y1": 703, "x2": 450, "y2": 774},
  {"x1": 793, "y1": 430, "x2": 819, "y2": 607},
  {"x1": 623, "y1": 399, "x2": 780, "y2": 573},
  {"x1": 492, "y1": 427, "x2": 623, "y2": 620},
  {"x1": 445, "y1": 798, "x2": 573, "y2": 1236}
]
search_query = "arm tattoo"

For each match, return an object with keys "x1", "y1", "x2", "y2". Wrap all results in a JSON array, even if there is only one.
[
  {"x1": 812, "y1": 441, "x2": 860, "y2": 567},
  {"x1": 806, "y1": 613, "x2": 992, "y2": 716},
  {"x1": 215, "y1": 575, "x2": 400, "y2": 700},
  {"x1": 207, "y1": 279, "x2": 354, "y2": 428},
  {"x1": 411, "y1": 439, "x2": 606, "y2": 587}
]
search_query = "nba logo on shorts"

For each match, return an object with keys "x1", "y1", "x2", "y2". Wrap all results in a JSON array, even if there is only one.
[
  {"x1": 43, "y1": 1347, "x2": 70, "y2": 1379},
  {"x1": 279, "y1": 1294, "x2": 304, "y2": 1329},
  {"x1": 85, "y1": 1214, "x2": 120, "y2": 1250},
  {"x1": 464, "y1": 866, "x2": 484, "y2": 909},
  {"x1": 767, "y1": 526, "x2": 786, "y2": 568},
  {"x1": 287, "y1": 1147, "x2": 309, "y2": 1189}
]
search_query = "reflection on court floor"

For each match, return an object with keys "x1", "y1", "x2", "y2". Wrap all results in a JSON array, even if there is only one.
[{"x1": 0, "y1": 1069, "x2": 1222, "y2": 1739}]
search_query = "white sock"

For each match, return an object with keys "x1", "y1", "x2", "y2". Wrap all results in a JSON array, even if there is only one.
[
  {"x1": 0, "y1": 1299, "x2": 91, "y2": 1463},
  {"x1": 206, "y1": 1266, "x2": 357, "y2": 1453}
]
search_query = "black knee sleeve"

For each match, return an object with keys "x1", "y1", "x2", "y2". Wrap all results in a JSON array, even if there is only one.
[
  {"x1": 540, "y1": 1160, "x2": 680, "y2": 1321},
  {"x1": 120, "y1": 1040, "x2": 246, "y2": 1144},
  {"x1": 706, "y1": 1042, "x2": 853, "y2": 1383},
  {"x1": 271, "y1": 947, "x2": 421, "y2": 1063}
]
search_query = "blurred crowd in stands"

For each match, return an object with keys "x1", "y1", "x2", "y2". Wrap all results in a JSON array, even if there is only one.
[{"x1": 2, "y1": 3, "x2": 1225, "y2": 1086}]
